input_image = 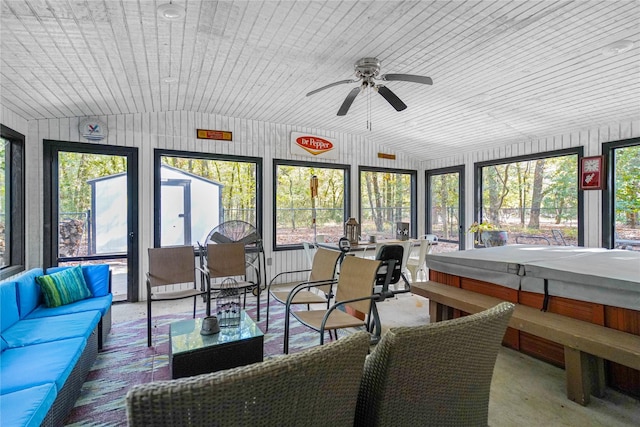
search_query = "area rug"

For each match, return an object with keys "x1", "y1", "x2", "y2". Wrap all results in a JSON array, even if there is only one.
[{"x1": 65, "y1": 298, "x2": 327, "y2": 426}]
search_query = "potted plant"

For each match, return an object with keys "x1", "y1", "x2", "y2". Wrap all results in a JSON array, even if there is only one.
[{"x1": 468, "y1": 222, "x2": 508, "y2": 247}]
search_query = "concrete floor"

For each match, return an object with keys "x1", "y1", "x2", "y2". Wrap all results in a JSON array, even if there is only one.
[{"x1": 112, "y1": 292, "x2": 639, "y2": 426}]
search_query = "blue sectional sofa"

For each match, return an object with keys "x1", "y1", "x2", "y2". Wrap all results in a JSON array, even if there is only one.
[{"x1": 0, "y1": 265, "x2": 112, "y2": 426}]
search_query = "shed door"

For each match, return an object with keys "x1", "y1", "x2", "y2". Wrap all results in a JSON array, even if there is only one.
[{"x1": 161, "y1": 179, "x2": 192, "y2": 246}]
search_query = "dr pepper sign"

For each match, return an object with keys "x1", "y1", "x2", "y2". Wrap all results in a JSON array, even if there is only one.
[{"x1": 290, "y1": 132, "x2": 338, "y2": 159}]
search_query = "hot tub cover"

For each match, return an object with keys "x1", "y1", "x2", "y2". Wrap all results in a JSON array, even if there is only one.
[{"x1": 425, "y1": 245, "x2": 607, "y2": 289}]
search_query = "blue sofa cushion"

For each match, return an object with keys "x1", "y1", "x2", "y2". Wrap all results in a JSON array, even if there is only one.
[
  {"x1": 35, "y1": 266, "x2": 92, "y2": 308},
  {"x1": 0, "y1": 383, "x2": 57, "y2": 427},
  {"x1": 2, "y1": 311, "x2": 100, "y2": 348},
  {"x1": 14, "y1": 268, "x2": 45, "y2": 318},
  {"x1": 26, "y1": 294, "x2": 112, "y2": 319},
  {"x1": 47, "y1": 264, "x2": 110, "y2": 297},
  {"x1": 0, "y1": 337, "x2": 85, "y2": 394},
  {"x1": 1, "y1": 282, "x2": 19, "y2": 334}
]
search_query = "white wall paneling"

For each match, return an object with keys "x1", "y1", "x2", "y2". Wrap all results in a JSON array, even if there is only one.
[
  {"x1": 5, "y1": 100, "x2": 638, "y2": 298},
  {"x1": 13, "y1": 108, "x2": 418, "y2": 299}
]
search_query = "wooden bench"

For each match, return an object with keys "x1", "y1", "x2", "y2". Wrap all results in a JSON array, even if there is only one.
[{"x1": 412, "y1": 281, "x2": 640, "y2": 406}]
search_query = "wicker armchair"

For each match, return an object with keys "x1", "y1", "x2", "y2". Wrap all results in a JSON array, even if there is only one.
[
  {"x1": 126, "y1": 331, "x2": 371, "y2": 427},
  {"x1": 355, "y1": 301, "x2": 515, "y2": 427}
]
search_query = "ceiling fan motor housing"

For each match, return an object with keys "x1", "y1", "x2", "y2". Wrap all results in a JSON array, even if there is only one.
[{"x1": 354, "y1": 57, "x2": 381, "y2": 80}]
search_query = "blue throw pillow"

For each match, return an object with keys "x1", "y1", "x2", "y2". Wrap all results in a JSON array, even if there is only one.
[{"x1": 35, "y1": 266, "x2": 92, "y2": 308}]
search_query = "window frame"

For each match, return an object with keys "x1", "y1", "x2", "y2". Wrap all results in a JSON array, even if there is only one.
[
  {"x1": 154, "y1": 149, "x2": 263, "y2": 248},
  {"x1": 0, "y1": 125, "x2": 25, "y2": 280},
  {"x1": 473, "y1": 147, "x2": 584, "y2": 247},
  {"x1": 602, "y1": 137, "x2": 640, "y2": 249},
  {"x1": 358, "y1": 165, "x2": 417, "y2": 239},
  {"x1": 272, "y1": 159, "x2": 350, "y2": 251}
]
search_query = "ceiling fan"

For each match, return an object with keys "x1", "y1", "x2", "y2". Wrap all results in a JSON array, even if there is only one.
[{"x1": 306, "y1": 57, "x2": 433, "y2": 116}]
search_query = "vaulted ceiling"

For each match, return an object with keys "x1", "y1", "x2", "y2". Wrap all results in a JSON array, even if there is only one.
[{"x1": 1, "y1": 0, "x2": 638, "y2": 160}]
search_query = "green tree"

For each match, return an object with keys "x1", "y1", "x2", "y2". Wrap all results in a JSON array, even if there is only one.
[
  {"x1": 615, "y1": 145, "x2": 640, "y2": 228},
  {"x1": 528, "y1": 159, "x2": 545, "y2": 229},
  {"x1": 543, "y1": 156, "x2": 577, "y2": 224}
]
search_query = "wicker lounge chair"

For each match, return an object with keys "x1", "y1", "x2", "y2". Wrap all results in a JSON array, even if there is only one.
[
  {"x1": 355, "y1": 301, "x2": 515, "y2": 426},
  {"x1": 126, "y1": 330, "x2": 371, "y2": 427}
]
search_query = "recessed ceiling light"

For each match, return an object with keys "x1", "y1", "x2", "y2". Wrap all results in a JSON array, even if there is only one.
[
  {"x1": 162, "y1": 76, "x2": 178, "y2": 84},
  {"x1": 602, "y1": 39, "x2": 634, "y2": 56},
  {"x1": 157, "y1": 3, "x2": 185, "y2": 21}
]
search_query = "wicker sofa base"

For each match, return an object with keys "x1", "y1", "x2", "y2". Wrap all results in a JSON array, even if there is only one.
[
  {"x1": 42, "y1": 327, "x2": 99, "y2": 426},
  {"x1": 98, "y1": 306, "x2": 112, "y2": 350}
]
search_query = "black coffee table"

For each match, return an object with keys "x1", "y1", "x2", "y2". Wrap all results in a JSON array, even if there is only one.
[{"x1": 169, "y1": 311, "x2": 264, "y2": 379}]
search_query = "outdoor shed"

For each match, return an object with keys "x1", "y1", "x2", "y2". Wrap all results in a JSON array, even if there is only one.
[{"x1": 89, "y1": 165, "x2": 223, "y2": 253}]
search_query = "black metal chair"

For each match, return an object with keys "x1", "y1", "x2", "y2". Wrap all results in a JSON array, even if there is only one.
[
  {"x1": 203, "y1": 220, "x2": 266, "y2": 320},
  {"x1": 373, "y1": 244, "x2": 411, "y2": 297},
  {"x1": 363, "y1": 244, "x2": 411, "y2": 343},
  {"x1": 552, "y1": 229, "x2": 568, "y2": 246},
  {"x1": 146, "y1": 246, "x2": 209, "y2": 347}
]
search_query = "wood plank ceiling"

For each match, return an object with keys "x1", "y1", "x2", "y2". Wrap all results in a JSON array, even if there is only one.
[{"x1": 1, "y1": 0, "x2": 638, "y2": 160}]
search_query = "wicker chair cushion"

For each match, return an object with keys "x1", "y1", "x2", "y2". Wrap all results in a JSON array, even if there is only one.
[
  {"x1": 0, "y1": 337, "x2": 85, "y2": 394},
  {"x1": 25, "y1": 294, "x2": 112, "y2": 318},
  {"x1": 1, "y1": 282, "x2": 20, "y2": 334},
  {"x1": 12, "y1": 268, "x2": 45, "y2": 317},
  {"x1": 2, "y1": 310, "x2": 101, "y2": 347},
  {"x1": 0, "y1": 383, "x2": 57, "y2": 427}
]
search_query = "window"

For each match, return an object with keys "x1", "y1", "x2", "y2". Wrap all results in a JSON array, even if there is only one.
[
  {"x1": 154, "y1": 150, "x2": 262, "y2": 247},
  {"x1": 359, "y1": 167, "x2": 417, "y2": 240},
  {"x1": 475, "y1": 148, "x2": 583, "y2": 246},
  {"x1": 0, "y1": 125, "x2": 25, "y2": 279},
  {"x1": 273, "y1": 160, "x2": 349, "y2": 248},
  {"x1": 603, "y1": 138, "x2": 640, "y2": 251}
]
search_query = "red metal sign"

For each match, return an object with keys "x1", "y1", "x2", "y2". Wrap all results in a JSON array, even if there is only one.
[
  {"x1": 295, "y1": 135, "x2": 334, "y2": 156},
  {"x1": 197, "y1": 129, "x2": 232, "y2": 141}
]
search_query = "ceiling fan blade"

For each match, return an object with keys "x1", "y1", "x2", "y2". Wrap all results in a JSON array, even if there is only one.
[
  {"x1": 380, "y1": 74, "x2": 433, "y2": 85},
  {"x1": 306, "y1": 79, "x2": 359, "y2": 97},
  {"x1": 337, "y1": 87, "x2": 361, "y2": 116},
  {"x1": 377, "y1": 85, "x2": 407, "y2": 112}
]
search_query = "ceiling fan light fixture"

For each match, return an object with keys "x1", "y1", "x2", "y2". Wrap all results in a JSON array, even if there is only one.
[
  {"x1": 602, "y1": 39, "x2": 634, "y2": 56},
  {"x1": 158, "y1": 3, "x2": 185, "y2": 21}
]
